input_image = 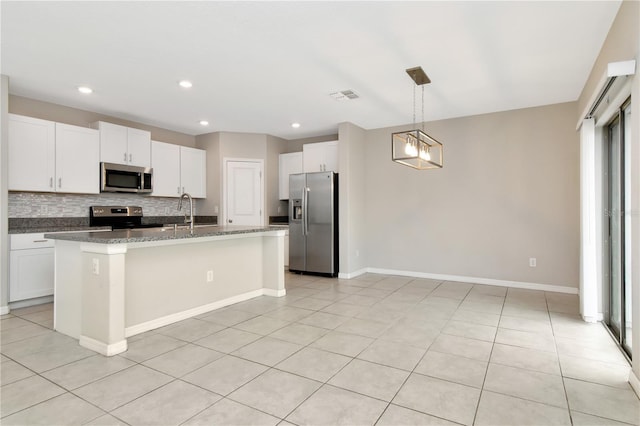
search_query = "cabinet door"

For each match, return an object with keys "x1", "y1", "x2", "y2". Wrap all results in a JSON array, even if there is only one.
[
  {"x1": 322, "y1": 141, "x2": 339, "y2": 172},
  {"x1": 303, "y1": 143, "x2": 325, "y2": 172},
  {"x1": 180, "y1": 146, "x2": 206, "y2": 198},
  {"x1": 8, "y1": 114, "x2": 55, "y2": 192},
  {"x1": 127, "y1": 128, "x2": 151, "y2": 167},
  {"x1": 98, "y1": 122, "x2": 128, "y2": 165},
  {"x1": 279, "y1": 152, "x2": 303, "y2": 200},
  {"x1": 303, "y1": 141, "x2": 339, "y2": 173},
  {"x1": 151, "y1": 141, "x2": 181, "y2": 197},
  {"x1": 9, "y1": 247, "x2": 54, "y2": 302},
  {"x1": 55, "y1": 123, "x2": 100, "y2": 194}
]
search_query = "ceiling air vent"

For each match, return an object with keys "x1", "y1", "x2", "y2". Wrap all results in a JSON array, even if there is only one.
[{"x1": 329, "y1": 90, "x2": 359, "y2": 101}]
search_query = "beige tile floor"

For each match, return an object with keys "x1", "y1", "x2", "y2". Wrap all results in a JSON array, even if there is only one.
[{"x1": 1, "y1": 273, "x2": 639, "y2": 425}]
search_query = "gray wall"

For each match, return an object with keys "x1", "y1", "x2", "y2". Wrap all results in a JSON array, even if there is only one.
[
  {"x1": 9, "y1": 95, "x2": 196, "y2": 147},
  {"x1": 338, "y1": 122, "x2": 367, "y2": 276},
  {"x1": 362, "y1": 102, "x2": 580, "y2": 288},
  {"x1": 195, "y1": 131, "x2": 288, "y2": 221},
  {"x1": 287, "y1": 134, "x2": 338, "y2": 153}
]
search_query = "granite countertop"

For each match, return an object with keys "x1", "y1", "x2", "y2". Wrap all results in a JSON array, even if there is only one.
[
  {"x1": 10, "y1": 226, "x2": 112, "y2": 234},
  {"x1": 44, "y1": 225, "x2": 285, "y2": 244},
  {"x1": 9, "y1": 216, "x2": 217, "y2": 234}
]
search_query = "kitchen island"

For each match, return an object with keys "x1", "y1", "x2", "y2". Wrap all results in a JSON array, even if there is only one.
[{"x1": 46, "y1": 225, "x2": 286, "y2": 356}]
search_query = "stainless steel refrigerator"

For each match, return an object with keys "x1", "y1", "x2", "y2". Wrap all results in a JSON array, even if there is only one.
[{"x1": 289, "y1": 172, "x2": 339, "y2": 277}]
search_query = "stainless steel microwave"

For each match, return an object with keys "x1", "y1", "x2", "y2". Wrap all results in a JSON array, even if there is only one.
[{"x1": 100, "y1": 162, "x2": 153, "y2": 193}]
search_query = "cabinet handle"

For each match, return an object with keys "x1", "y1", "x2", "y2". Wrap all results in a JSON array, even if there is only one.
[
  {"x1": 58, "y1": 178, "x2": 62, "y2": 188},
  {"x1": 177, "y1": 187, "x2": 180, "y2": 194},
  {"x1": 182, "y1": 186, "x2": 185, "y2": 193},
  {"x1": 124, "y1": 152, "x2": 127, "y2": 162},
  {"x1": 32, "y1": 240, "x2": 49, "y2": 243},
  {"x1": 49, "y1": 177, "x2": 53, "y2": 188},
  {"x1": 129, "y1": 153, "x2": 132, "y2": 162}
]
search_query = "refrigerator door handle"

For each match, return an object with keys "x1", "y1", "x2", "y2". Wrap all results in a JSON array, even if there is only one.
[{"x1": 303, "y1": 187, "x2": 309, "y2": 236}]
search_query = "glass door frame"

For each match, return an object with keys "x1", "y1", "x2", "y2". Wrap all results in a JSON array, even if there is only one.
[{"x1": 603, "y1": 96, "x2": 632, "y2": 359}]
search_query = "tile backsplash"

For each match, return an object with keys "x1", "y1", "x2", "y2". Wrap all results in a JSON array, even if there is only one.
[{"x1": 8, "y1": 192, "x2": 194, "y2": 218}]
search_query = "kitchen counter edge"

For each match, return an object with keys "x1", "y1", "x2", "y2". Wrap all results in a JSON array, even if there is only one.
[{"x1": 44, "y1": 225, "x2": 285, "y2": 244}]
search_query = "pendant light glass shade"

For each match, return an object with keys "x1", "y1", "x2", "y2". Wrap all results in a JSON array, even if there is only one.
[{"x1": 392, "y1": 129, "x2": 443, "y2": 169}]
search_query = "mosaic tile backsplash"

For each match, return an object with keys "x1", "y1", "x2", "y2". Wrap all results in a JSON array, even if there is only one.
[{"x1": 9, "y1": 192, "x2": 197, "y2": 218}]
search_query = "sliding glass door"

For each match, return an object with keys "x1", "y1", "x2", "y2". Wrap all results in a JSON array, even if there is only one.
[{"x1": 604, "y1": 97, "x2": 632, "y2": 358}]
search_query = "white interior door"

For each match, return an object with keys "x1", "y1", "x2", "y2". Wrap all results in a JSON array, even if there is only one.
[{"x1": 226, "y1": 160, "x2": 263, "y2": 225}]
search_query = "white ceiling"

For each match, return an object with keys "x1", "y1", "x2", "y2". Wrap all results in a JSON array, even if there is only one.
[{"x1": 1, "y1": 1, "x2": 621, "y2": 140}]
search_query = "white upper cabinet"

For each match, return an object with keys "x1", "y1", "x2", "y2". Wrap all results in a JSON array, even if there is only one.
[
  {"x1": 303, "y1": 140, "x2": 338, "y2": 173},
  {"x1": 94, "y1": 121, "x2": 151, "y2": 167},
  {"x1": 151, "y1": 141, "x2": 206, "y2": 198},
  {"x1": 279, "y1": 152, "x2": 303, "y2": 200},
  {"x1": 180, "y1": 146, "x2": 206, "y2": 198},
  {"x1": 127, "y1": 127, "x2": 152, "y2": 167},
  {"x1": 151, "y1": 141, "x2": 181, "y2": 197},
  {"x1": 8, "y1": 114, "x2": 99, "y2": 194},
  {"x1": 55, "y1": 123, "x2": 100, "y2": 194},
  {"x1": 9, "y1": 114, "x2": 56, "y2": 192}
]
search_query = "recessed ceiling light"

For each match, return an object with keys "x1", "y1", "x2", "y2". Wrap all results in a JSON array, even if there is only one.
[
  {"x1": 291, "y1": 122, "x2": 301, "y2": 128},
  {"x1": 179, "y1": 80, "x2": 193, "y2": 88},
  {"x1": 199, "y1": 120, "x2": 209, "y2": 126},
  {"x1": 77, "y1": 86, "x2": 93, "y2": 94}
]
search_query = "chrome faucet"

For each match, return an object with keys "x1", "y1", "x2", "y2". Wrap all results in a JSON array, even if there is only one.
[{"x1": 177, "y1": 192, "x2": 194, "y2": 231}]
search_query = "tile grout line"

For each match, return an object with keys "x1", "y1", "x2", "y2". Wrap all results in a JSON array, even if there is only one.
[{"x1": 470, "y1": 285, "x2": 507, "y2": 425}]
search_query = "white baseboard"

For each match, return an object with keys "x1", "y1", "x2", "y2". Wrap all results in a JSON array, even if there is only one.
[
  {"x1": 80, "y1": 335, "x2": 127, "y2": 356},
  {"x1": 581, "y1": 313, "x2": 604, "y2": 323},
  {"x1": 125, "y1": 289, "x2": 265, "y2": 337},
  {"x1": 629, "y1": 370, "x2": 640, "y2": 398},
  {"x1": 365, "y1": 268, "x2": 579, "y2": 294},
  {"x1": 0, "y1": 305, "x2": 9, "y2": 315},
  {"x1": 264, "y1": 288, "x2": 286, "y2": 297},
  {"x1": 338, "y1": 268, "x2": 368, "y2": 279}
]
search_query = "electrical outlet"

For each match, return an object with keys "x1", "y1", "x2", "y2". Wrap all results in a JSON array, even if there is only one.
[
  {"x1": 92, "y1": 258, "x2": 100, "y2": 275},
  {"x1": 206, "y1": 270, "x2": 214, "y2": 282},
  {"x1": 214, "y1": 205, "x2": 219, "y2": 214},
  {"x1": 529, "y1": 258, "x2": 537, "y2": 267},
  {"x1": 355, "y1": 249, "x2": 360, "y2": 258},
  {"x1": 278, "y1": 206, "x2": 282, "y2": 213}
]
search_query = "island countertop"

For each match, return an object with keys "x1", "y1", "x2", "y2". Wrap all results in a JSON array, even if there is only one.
[{"x1": 45, "y1": 225, "x2": 284, "y2": 244}]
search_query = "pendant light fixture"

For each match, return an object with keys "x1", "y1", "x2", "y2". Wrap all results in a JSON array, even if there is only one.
[{"x1": 392, "y1": 67, "x2": 443, "y2": 169}]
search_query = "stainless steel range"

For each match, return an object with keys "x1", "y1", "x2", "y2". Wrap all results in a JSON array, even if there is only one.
[{"x1": 89, "y1": 206, "x2": 164, "y2": 229}]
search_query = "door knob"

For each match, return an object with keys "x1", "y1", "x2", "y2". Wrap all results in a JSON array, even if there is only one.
[{"x1": 229, "y1": 219, "x2": 233, "y2": 223}]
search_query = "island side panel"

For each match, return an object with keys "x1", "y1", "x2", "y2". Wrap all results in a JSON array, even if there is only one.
[
  {"x1": 80, "y1": 249, "x2": 127, "y2": 355},
  {"x1": 262, "y1": 233, "x2": 285, "y2": 296},
  {"x1": 124, "y1": 235, "x2": 266, "y2": 334},
  {"x1": 53, "y1": 240, "x2": 84, "y2": 339}
]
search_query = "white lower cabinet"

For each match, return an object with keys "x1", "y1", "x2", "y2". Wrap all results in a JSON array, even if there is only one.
[{"x1": 9, "y1": 234, "x2": 55, "y2": 302}]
